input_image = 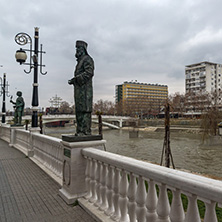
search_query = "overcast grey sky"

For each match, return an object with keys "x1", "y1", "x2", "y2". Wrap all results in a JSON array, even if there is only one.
[{"x1": 1, "y1": 0, "x2": 222, "y2": 110}]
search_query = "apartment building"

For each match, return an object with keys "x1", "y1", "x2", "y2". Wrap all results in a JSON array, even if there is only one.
[
  {"x1": 115, "y1": 81, "x2": 168, "y2": 116},
  {"x1": 185, "y1": 61, "x2": 222, "y2": 111}
]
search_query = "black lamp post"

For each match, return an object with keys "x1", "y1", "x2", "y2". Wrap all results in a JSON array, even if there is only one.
[
  {"x1": 0, "y1": 73, "x2": 10, "y2": 123},
  {"x1": 15, "y1": 27, "x2": 47, "y2": 128}
]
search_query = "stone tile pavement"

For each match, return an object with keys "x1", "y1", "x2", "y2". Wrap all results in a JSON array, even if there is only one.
[{"x1": 0, "y1": 139, "x2": 96, "y2": 222}]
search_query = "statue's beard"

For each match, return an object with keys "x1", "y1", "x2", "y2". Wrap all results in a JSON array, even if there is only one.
[{"x1": 75, "y1": 51, "x2": 83, "y2": 60}]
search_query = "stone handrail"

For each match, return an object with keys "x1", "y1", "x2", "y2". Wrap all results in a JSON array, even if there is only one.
[
  {"x1": 31, "y1": 133, "x2": 63, "y2": 184},
  {"x1": 12, "y1": 129, "x2": 31, "y2": 155},
  {"x1": 82, "y1": 148, "x2": 222, "y2": 222},
  {"x1": 0, "y1": 124, "x2": 63, "y2": 185},
  {"x1": 0, "y1": 124, "x2": 11, "y2": 143},
  {"x1": 1, "y1": 124, "x2": 222, "y2": 221}
]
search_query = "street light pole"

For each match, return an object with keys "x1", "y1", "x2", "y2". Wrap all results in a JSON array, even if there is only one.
[
  {"x1": 15, "y1": 27, "x2": 47, "y2": 128},
  {"x1": 32, "y1": 27, "x2": 39, "y2": 127},
  {"x1": 0, "y1": 73, "x2": 10, "y2": 123},
  {"x1": 2, "y1": 73, "x2": 6, "y2": 123}
]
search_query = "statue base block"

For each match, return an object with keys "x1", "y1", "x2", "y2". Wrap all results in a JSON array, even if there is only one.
[
  {"x1": 62, "y1": 134, "x2": 103, "y2": 142},
  {"x1": 59, "y1": 137, "x2": 106, "y2": 205},
  {"x1": 10, "y1": 124, "x2": 24, "y2": 127}
]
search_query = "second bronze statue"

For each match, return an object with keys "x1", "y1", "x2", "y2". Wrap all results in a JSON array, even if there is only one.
[{"x1": 10, "y1": 91, "x2": 25, "y2": 126}]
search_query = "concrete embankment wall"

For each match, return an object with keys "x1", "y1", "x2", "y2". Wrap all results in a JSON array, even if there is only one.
[{"x1": 137, "y1": 118, "x2": 202, "y2": 127}]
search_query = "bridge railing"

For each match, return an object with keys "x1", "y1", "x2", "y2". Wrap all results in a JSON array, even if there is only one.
[
  {"x1": 13, "y1": 129, "x2": 31, "y2": 155},
  {"x1": 1, "y1": 124, "x2": 222, "y2": 221},
  {"x1": 31, "y1": 133, "x2": 63, "y2": 183},
  {"x1": 82, "y1": 148, "x2": 222, "y2": 222},
  {"x1": 0, "y1": 124, "x2": 11, "y2": 143},
  {"x1": 0, "y1": 124, "x2": 63, "y2": 185}
]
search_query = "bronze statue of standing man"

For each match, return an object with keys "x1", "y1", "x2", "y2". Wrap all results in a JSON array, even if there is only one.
[
  {"x1": 10, "y1": 91, "x2": 25, "y2": 126},
  {"x1": 68, "y1": 40, "x2": 94, "y2": 136}
]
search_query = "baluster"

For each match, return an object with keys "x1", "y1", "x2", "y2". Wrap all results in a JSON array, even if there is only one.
[
  {"x1": 105, "y1": 165, "x2": 114, "y2": 216},
  {"x1": 169, "y1": 188, "x2": 185, "y2": 222},
  {"x1": 119, "y1": 169, "x2": 129, "y2": 222},
  {"x1": 84, "y1": 157, "x2": 92, "y2": 199},
  {"x1": 111, "y1": 167, "x2": 121, "y2": 221},
  {"x1": 127, "y1": 173, "x2": 137, "y2": 222},
  {"x1": 94, "y1": 161, "x2": 102, "y2": 207},
  {"x1": 185, "y1": 194, "x2": 201, "y2": 222},
  {"x1": 89, "y1": 159, "x2": 97, "y2": 203},
  {"x1": 204, "y1": 200, "x2": 217, "y2": 222},
  {"x1": 156, "y1": 183, "x2": 170, "y2": 222},
  {"x1": 99, "y1": 163, "x2": 108, "y2": 212},
  {"x1": 146, "y1": 179, "x2": 158, "y2": 221},
  {"x1": 136, "y1": 176, "x2": 147, "y2": 222}
]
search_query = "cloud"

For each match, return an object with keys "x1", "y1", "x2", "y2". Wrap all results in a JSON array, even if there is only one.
[{"x1": 1, "y1": 0, "x2": 222, "y2": 109}]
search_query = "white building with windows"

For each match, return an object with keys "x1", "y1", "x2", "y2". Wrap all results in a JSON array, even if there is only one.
[{"x1": 185, "y1": 61, "x2": 222, "y2": 111}]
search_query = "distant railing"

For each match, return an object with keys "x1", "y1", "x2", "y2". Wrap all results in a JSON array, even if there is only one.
[{"x1": 82, "y1": 148, "x2": 222, "y2": 222}]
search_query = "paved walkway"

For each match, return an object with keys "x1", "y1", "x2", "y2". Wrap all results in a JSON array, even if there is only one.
[{"x1": 0, "y1": 139, "x2": 96, "y2": 222}]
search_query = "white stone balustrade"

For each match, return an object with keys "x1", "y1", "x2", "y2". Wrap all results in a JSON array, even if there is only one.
[
  {"x1": 1, "y1": 124, "x2": 222, "y2": 221},
  {"x1": 0, "y1": 124, "x2": 11, "y2": 143},
  {"x1": 12, "y1": 129, "x2": 31, "y2": 156},
  {"x1": 31, "y1": 133, "x2": 63, "y2": 184},
  {"x1": 81, "y1": 148, "x2": 222, "y2": 222},
  {"x1": 0, "y1": 124, "x2": 63, "y2": 185}
]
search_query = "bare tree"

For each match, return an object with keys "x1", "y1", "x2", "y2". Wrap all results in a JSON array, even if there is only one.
[
  {"x1": 201, "y1": 90, "x2": 222, "y2": 138},
  {"x1": 58, "y1": 101, "x2": 73, "y2": 114},
  {"x1": 169, "y1": 92, "x2": 186, "y2": 116},
  {"x1": 93, "y1": 100, "x2": 115, "y2": 115},
  {"x1": 160, "y1": 101, "x2": 175, "y2": 168}
]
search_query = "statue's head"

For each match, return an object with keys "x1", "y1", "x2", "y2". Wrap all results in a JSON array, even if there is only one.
[
  {"x1": 75, "y1": 40, "x2": 88, "y2": 59},
  {"x1": 16, "y1": 91, "x2": 22, "y2": 96}
]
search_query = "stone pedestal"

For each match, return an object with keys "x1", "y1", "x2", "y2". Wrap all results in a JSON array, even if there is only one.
[
  {"x1": 9, "y1": 125, "x2": 24, "y2": 147},
  {"x1": 29, "y1": 127, "x2": 41, "y2": 134},
  {"x1": 59, "y1": 137, "x2": 106, "y2": 204}
]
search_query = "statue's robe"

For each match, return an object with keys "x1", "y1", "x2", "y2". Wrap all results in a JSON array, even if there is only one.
[{"x1": 72, "y1": 54, "x2": 94, "y2": 135}]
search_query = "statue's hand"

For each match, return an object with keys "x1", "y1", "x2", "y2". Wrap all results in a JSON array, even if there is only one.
[{"x1": 68, "y1": 78, "x2": 75, "y2": 85}]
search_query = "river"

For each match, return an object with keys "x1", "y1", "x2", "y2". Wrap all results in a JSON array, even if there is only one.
[{"x1": 45, "y1": 126, "x2": 222, "y2": 179}]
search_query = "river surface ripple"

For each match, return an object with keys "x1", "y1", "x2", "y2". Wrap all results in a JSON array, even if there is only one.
[{"x1": 47, "y1": 127, "x2": 222, "y2": 179}]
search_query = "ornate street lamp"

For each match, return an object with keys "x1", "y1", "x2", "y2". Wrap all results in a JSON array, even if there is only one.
[
  {"x1": 15, "y1": 27, "x2": 47, "y2": 128},
  {"x1": 0, "y1": 73, "x2": 10, "y2": 123}
]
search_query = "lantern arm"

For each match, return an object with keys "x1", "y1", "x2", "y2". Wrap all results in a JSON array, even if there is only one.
[
  {"x1": 0, "y1": 77, "x2": 2, "y2": 96},
  {"x1": 5, "y1": 81, "x2": 11, "y2": 97},
  {"x1": 23, "y1": 42, "x2": 33, "y2": 74},
  {"x1": 40, "y1": 44, "x2": 47, "y2": 75},
  {"x1": 15, "y1": 32, "x2": 33, "y2": 74}
]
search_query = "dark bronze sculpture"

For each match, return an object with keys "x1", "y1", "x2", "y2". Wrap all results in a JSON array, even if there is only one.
[
  {"x1": 10, "y1": 91, "x2": 25, "y2": 126},
  {"x1": 68, "y1": 40, "x2": 94, "y2": 136}
]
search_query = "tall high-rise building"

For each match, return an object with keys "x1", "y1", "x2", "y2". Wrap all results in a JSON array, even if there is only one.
[
  {"x1": 185, "y1": 61, "x2": 222, "y2": 94},
  {"x1": 115, "y1": 81, "x2": 168, "y2": 116},
  {"x1": 185, "y1": 61, "x2": 222, "y2": 110}
]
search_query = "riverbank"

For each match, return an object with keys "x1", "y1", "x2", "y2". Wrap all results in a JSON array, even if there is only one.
[
  {"x1": 44, "y1": 125, "x2": 203, "y2": 136},
  {"x1": 123, "y1": 126, "x2": 203, "y2": 134}
]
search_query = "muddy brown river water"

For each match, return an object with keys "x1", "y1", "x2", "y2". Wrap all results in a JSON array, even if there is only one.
[{"x1": 46, "y1": 127, "x2": 222, "y2": 179}]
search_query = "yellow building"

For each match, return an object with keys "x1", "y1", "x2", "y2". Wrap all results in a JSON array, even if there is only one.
[{"x1": 115, "y1": 81, "x2": 168, "y2": 116}]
